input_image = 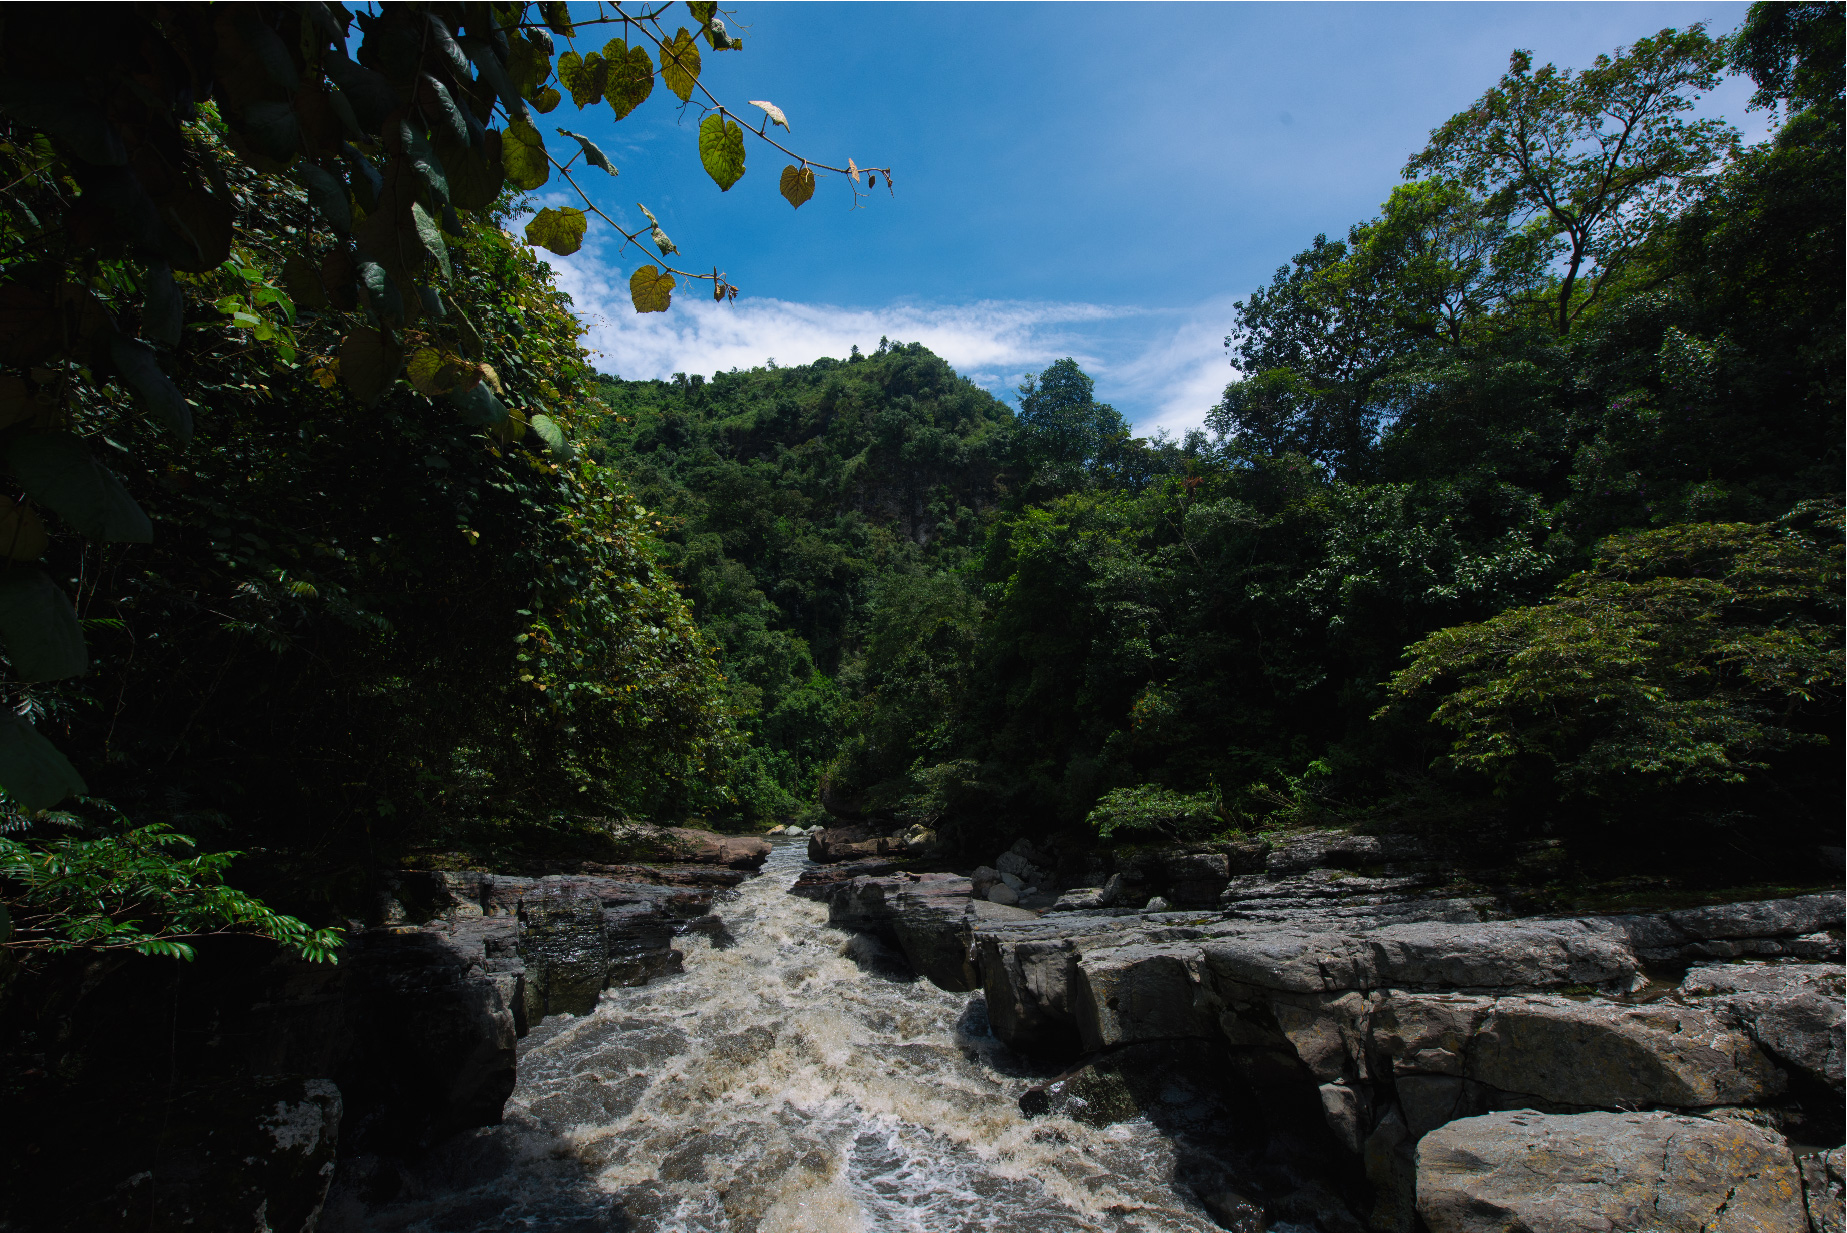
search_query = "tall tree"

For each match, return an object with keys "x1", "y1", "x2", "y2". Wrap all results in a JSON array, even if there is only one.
[{"x1": 1406, "y1": 27, "x2": 1735, "y2": 332}]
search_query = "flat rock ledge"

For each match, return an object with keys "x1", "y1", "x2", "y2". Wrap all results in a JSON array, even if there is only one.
[{"x1": 800, "y1": 855, "x2": 1844, "y2": 1233}]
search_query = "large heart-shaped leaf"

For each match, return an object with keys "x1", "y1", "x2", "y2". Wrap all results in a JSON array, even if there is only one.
[
  {"x1": 0, "y1": 568, "x2": 86, "y2": 681},
  {"x1": 0, "y1": 712, "x2": 86, "y2": 811},
  {"x1": 108, "y1": 335, "x2": 192, "y2": 441},
  {"x1": 699, "y1": 113, "x2": 745, "y2": 191},
  {"x1": 502, "y1": 120, "x2": 550, "y2": 191},
  {"x1": 5, "y1": 433, "x2": 152, "y2": 543},
  {"x1": 525, "y1": 206, "x2": 587, "y2": 256}
]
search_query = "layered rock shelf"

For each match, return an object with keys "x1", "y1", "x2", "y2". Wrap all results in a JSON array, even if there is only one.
[{"x1": 799, "y1": 824, "x2": 1845, "y2": 1232}]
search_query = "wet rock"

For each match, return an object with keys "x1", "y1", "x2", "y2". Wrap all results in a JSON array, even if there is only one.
[
  {"x1": 1416, "y1": 1109, "x2": 1807, "y2": 1233},
  {"x1": 1018, "y1": 1040, "x2": 1235, "y2": 1126},
  {"x1": 788, "y1": 857, "x2": 902, "y2": 901},
  {"x1": 887, "y1": 875, "x2": 982, "y2": 991},
  {"x1": 1679, "y1": 962, "x2": 1844, "y2": 1090}
]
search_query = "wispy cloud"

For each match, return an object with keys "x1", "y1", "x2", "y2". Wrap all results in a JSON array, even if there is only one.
[{"x1": 535, "y1": 228, "x2": 1236, "y2": 436}]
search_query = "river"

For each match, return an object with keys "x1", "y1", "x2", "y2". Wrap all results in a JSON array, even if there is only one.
[{"x1": 338, "y1": 840, "x2": 1237, "y2": 1231}]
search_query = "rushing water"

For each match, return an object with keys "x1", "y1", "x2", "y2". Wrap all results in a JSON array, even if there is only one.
[{"x1": 333, "y1": 841, "x2": 1236, "y2": 1232}]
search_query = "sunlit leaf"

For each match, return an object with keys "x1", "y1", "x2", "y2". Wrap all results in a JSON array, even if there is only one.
[
  {"x1": 502, "y1": 119, "x2": 550, "y2": 191},
  {"x1": 660, "y1": 28, "x2": 702, "y2": 103},
  {"x1": 5, "y1": 432, "x2": 153, "y2": 543},
  {"x1": 604, "y1": 40, "x2": 656, "y2": 119},
  {"x1": 0, "y1": 568, "x2": 86, "y2": 681},
  {"x1": 529, "y1": 413, "x2": 572, "y2": 462},
  {"x1": 525, "y1": 206, "x2": 588, "y2": 256},
  {"x1": 630, "y1": 265, "x2": 675, "y2": 313},
  {"x1": 558, "y1": 51, "x2": 606, "y2": 108},
  {"x1": 780, "y1": 164, "x2": 816, "y2": 209},
  {"x1": 698, "y1": 112, "x2": 745, "y2": 191}
]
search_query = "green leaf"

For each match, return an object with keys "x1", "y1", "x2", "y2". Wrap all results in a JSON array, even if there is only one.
[
  {"x1": 0, "y1": 568, "x2": 87, "y2": 681},
  {"x1": 282, "y1": 253, "x2": 330, "y2": 311},
  {"x1": 396, "y1": 123, "x2": 451, "y2": 204},
  {"x1": 355, "y1": 259, "x2": 403, "y2": 327},
  {"x1": 5, "y1": 433, "x2": 153, "y2": 543},
  {"x1": 502, "y1": 120, "x2": 550, "y2": 191},
  {"x1": 604, "y1": 41, "x2": 656, "y2": 119},
  {"x1": 442, "y1": 129, "x2": 505, "y2": 211},
  {"x1": 540, "y1": 1, "x2": 575, "y2": 36},
  {"x1": 660, "y1": 28, "x2": 702, "y2": 103},
  {"x1": 507, "y1": 32, "x2": 553, "y2": 98},
  {"x1": 339, "y1": 327, "x2": 403, "y2": 406},
  {"x1": 630, "y1": 265, "x2": 675, "y2": 313},
  {"x1": 107, "y1": 335, "x2": 192, "y2": 441},
  {"x1": 529, "y1": 413, "x2": 572, "y2": 462},
  {"x1": 703, "y1": 17, "x2": 737, "y2": 51},
  {"x1": 524, "y1": 206, "x2": 588, "y2": 256},
  {"x1": 558, "y1": 51, "x2": 606, "y2": 107},
  {"x1": 699, "y1": 113, "x2": 746, "y2": 191},
  {"x1": 780, "y1": 164, "x2": 816, "y2": 209},
  {"x1": 411, "y1": 202, "x2": 451, "y2": 281},
  {"x1": 687, "y1": 1, "x2": 718, "y2": 24},
  {"x1": 531, "y1": 86, "x2": 563, "y2": 115},
  {"x1": 448, "y1": 381, "x2": 508, "y2": 426},
  {"x1": 460, "y1": 35, "x2": 529, "y2": 123},
  {"x1": 0, "y1": 713, "x2": 86, "y2": 812},
  {"x1": 557, "y1": 128, "x2": 615, "y2": 175}
]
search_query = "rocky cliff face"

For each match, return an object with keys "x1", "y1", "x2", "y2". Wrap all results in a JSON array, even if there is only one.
[{"x1": 802, "y1": 827, "x2": 1845, "y2": 1232}]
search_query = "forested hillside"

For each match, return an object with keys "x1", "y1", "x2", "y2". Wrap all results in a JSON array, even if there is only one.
[{"x1": 599, "y1": 7, "x2": 1843, "y2": 884}]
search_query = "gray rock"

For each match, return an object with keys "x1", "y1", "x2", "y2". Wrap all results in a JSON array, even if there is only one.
[
  {"x1": 1199, "y1": 918, "x2": 1639, "y2": 995},
  {"x1": 1143, "y1": 895, "x2": 1173, "y2": 912},
  {"x1": 986, "y1": 883, "x2": 1020, "y2": 906},
  {"x1": 1802, "y1": 1147, "x2": 1843, "y2": 1233},
  {"x1": 887, "y1": 875, "x2": 981, "y2": 991},
  {"x1": 1664, "y1": 893, "x2": 1844, "y2": 942},
  {"x1": 1679, "y1": 962, "x2": 1845, "y2": 1090},
  {"x1": 1075, "y1": 943, "x2": 1217, "y2": 1050},
  {"x1": 1417, "y1": 1110, "x2": 1807, "y2": 1233},
  {"x1": 1463, "y1": 995, "x2": 1784, "y2": 1108}
]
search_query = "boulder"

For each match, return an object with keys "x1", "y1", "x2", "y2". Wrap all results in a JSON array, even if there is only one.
[
  {"x1": 807, "y1": 824, "x2": 906, "y2": 863},
  {"x1": 1074, "y1": 943, "x2": 1217, "y2": 1050},
  {"x1": 987, "y1": 883, "x2": 1020, "y2": 906},
  {"x1": 1416, "y1": 1110, "x2": 1806, "y2": 1233},
  {"x1": 788, "y1": 857, "x2": 902, "y2": 901},
  {"x1": 1678, "y1": 962, "x2": 1844, "y2": 1091},
  {"x1": 1462, "y1": 995, "x2": 1785, "y2": 1109},
  {"x1": 887, "y1": 876, "x2": 982, "y2": 991}
]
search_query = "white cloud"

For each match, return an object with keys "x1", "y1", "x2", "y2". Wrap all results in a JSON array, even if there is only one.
[{"x1": 535, "y1": 230, "x2": 1238, "y2": 437}]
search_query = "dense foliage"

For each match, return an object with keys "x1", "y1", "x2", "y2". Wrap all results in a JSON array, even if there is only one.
[
  {"x1": 594, "y1": 9, "x2": 1842, "y2": 881},
  {"x1": 0, "y1": 0, "x2": 882, "y2": 965}
]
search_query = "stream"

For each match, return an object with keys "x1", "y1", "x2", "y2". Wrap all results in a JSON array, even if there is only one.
[{"x1": 334, "y1": 840, "x2": 1238, "y2": 1232}]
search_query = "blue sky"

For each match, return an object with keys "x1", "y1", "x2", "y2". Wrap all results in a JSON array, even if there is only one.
[{"x1": 536, "y1": 1, "x2": 1765, "y2": 433}]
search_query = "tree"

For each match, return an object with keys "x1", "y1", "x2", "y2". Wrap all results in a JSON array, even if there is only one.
[
  {"x1": 1015, "y1": 359, "x2": 1128, "y2": 484},
  {"x1": 1730, "y1": 0, "x2": 1844, "y2": 116},
  {"x1": 1406, "y1": 27, "x2": 1736, "y2": 332}
]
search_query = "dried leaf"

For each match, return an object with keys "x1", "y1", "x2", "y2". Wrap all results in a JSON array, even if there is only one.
[
  {"x1": 749, "y1": 100, "x2": 789, "y2": 130},
  {"x1": 779, "y1": 164, "x2": 815, "y2": 209},
  {"x1": 557, "y1": 128, "x2": 615, "y2": 174},
  {"x1": 629, "y1": 265, "x2": 675, "y2": 313}
]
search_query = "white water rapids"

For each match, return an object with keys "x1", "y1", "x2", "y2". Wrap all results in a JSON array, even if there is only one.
[{"x1": 336, "y1": 840, "x2": 1235, "y2": 1231}]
